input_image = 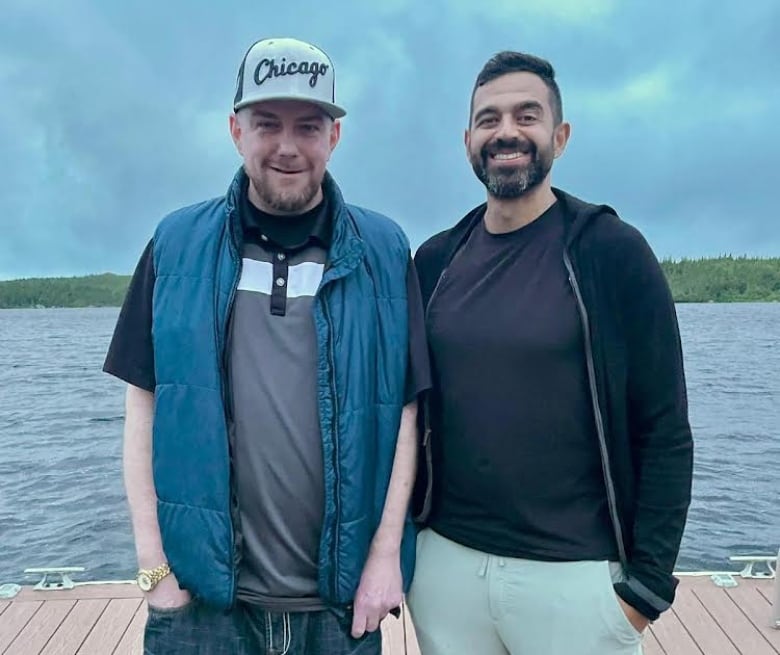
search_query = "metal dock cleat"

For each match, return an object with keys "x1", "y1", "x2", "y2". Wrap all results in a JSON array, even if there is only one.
[{"x1": 24, "y1": 567, "x2": 85, "y2": 591}]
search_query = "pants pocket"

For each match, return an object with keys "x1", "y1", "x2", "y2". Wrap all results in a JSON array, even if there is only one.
[
  {"x1": 317, "y1": 609, "x2": 383, "y2": 655},
  {"x1": 599, "y1": 562, "x2": 643, "y2": 644},
  {"x1": 415, "y1": 527, "x2": 430, "y2": 559},
  {"x1": 144, "y1": 601, "x2": 198, "y2": 654},
  {"x1": 147, "y1": 599, "x2": 196, "y2": 617}
]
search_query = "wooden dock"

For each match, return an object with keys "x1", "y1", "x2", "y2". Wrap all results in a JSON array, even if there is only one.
[{"x1": 0, "y1": 576, "x2": 777, "y2": 654}]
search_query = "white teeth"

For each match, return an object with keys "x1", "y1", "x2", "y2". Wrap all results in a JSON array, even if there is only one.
[{"x1": 492, "y1": 152, "x2": 525, "y2": 160}]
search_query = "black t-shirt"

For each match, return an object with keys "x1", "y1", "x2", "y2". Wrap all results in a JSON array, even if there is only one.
[
  {"x1": 426, "y1": 201, "x2": 618, "y2": 561},
  {"x1": 104, "y1": 195, "x2": 430, "y2": 405}
]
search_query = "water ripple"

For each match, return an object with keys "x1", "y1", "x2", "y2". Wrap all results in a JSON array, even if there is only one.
[{"x1": 0, "y1": 304, "x2": 778, "y2": 583}]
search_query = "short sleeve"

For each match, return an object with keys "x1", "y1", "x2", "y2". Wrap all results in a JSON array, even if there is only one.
[
  {"x1": 102, "y1": 240, "x2": 156, "y2": 391},
  {"x1": 404, "y1": 256, "x2": 432, "y2": 404}
]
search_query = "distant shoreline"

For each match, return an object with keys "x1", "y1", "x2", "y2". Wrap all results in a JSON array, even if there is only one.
[
  {"x1": 1, "y1": 257, "x2": 779, "y2": 308},
  {"x1": 659, "y1": 256, "x2": 780, "y2": 303},
  {"x1": 0, "y1": 273, "x2": 130, "y2": 310}
]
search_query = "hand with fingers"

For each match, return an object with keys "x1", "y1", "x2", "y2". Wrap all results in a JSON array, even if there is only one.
[{"x1": 351, "y1": 550, "x2": 403, "y2": 639}]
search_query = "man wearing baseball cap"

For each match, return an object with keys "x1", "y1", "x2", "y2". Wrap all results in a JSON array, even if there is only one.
[{"x1": 105, "y1": 37, "x2": 430, "y2": 654}]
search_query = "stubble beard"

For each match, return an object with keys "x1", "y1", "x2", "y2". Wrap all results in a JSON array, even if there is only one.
[{"x1": 253, "y1": 169, "x2": 322, "y2": 214}]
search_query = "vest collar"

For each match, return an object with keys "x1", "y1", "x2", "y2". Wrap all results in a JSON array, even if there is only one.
[{"x1": 224, "y1": 167, "x2": 365, "y2": 280}]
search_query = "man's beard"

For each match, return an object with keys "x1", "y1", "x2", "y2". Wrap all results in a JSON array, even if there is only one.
[
  {"x1": 470, "y1": 137, "x2": 554, "y2": 199},
  {"x1": 255, "y1": 170, "x2": 321, "y2": 214}
]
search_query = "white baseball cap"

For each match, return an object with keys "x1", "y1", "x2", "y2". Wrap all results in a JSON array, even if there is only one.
[{"x1": 233, "y1": 37, "x2": 346, "y2": 119}]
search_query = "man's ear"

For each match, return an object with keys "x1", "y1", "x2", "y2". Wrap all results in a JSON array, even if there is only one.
[
  {"x1": 229, "y1": 112, "x2": 243, "y2": 155},
  {"x1": 553, "y1": 121, "x2": 571, "y2": 159},
  {"x1": 329, "y1": 119, "x2": 342, "y2": 154}
]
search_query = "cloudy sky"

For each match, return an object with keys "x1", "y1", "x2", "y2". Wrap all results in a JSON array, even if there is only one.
[{"x1": 1, "y1": 0, "x2": 777, "y2": 279}]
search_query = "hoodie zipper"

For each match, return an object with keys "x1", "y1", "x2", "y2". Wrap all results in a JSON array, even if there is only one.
[
  {"x1": 563, "y1": 250, "x2": 628, "y2": 569},
  {"x1": 424, "y1": 268, "x2": 449, "y2": 324},
  {"x1": 412, "y1": 266, "x2": 449, "y2": 521}
]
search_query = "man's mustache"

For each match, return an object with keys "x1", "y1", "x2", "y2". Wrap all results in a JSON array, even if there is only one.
[{"x1": 481, "y1": 138, "x2": 535, "y2": 162}]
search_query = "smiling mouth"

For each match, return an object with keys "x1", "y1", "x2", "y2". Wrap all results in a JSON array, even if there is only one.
[
  {"x1": 270, "y1": 166, "x2": 305, "y2": 174},
  {"x1": 490, "y1": 152, "x2": 528, "y2": 162}
]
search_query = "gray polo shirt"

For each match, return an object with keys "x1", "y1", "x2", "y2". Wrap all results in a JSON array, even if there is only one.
[{"x1": 231, "y1": 195, "x2": 430, "y2": 611}]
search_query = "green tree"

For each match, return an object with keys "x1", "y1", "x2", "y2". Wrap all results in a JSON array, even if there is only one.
[{"x1": 0, "y1": 274, "x2": 132, "y2": 308}]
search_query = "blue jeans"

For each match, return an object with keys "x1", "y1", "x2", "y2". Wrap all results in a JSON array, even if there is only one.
[{"x1": 143, "y1": 600, "x2": 382, "y2": 655}]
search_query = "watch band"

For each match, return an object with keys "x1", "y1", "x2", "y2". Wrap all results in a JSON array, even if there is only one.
[{"x1": 136, "y1": 563, "x2": 172, "y2": 592}]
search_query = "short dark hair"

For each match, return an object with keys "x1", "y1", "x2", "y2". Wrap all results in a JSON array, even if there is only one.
[{"x1": 470, "y1": 51, "x2": 563, "y2": 125}]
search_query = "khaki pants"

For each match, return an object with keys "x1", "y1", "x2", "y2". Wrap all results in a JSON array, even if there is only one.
[{"x1": 408, "y1": 529, "x2": 644, "y2": 655}]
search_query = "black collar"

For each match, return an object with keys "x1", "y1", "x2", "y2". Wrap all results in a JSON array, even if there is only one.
[{"x1": 241, "y1": 189, "x2": 332, "y2": 250}]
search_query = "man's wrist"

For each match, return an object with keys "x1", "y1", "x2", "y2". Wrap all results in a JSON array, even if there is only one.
[
  {"x1": 368, "y1": 543, "x2": 401, "y2": 559},
  {"x1": 613, "y1": 581, "x2": 660, "y2": 622},
  {"x1": 136, "y1": 563, "x2": 172, "y2": 592},
  {"x1": 136, "y1": 544, "x2": 168, "y2": 570},
  {"x1": 368, "y1": 525, "x2": 404, "y2": 558},
  {"x1": 369, "y1": 532, "x2": 402, "y2": 558}
]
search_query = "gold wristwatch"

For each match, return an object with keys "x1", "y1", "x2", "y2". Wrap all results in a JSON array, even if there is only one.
[{"x1": 136, "y1": 563, "x2": 172, "y2": 592}]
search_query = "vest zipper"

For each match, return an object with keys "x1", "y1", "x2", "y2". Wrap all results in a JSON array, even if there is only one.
[
  {"x1": 563, "y1": 250, "x2": 628, "y2": 569},
  {"x1": 216, "y1": 224, "x2": 242, "y2": 605},
  {"x1": 322, "y1": 293, "x2": 341, "y2": 600}
]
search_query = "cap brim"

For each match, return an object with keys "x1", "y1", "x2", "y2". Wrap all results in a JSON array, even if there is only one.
[{"x1": 233, "y1": 94, "x2": 346, "y2": 119}]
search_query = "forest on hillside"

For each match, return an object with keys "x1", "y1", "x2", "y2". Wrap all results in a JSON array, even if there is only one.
[
  {"x1": 660, "y1": 257, "x2": 780, "y2": 303},
  {"x1": 0, "y1": 274, "x2": 131, "y2": 309},
  {"x1": 0, "y1": 258, "x2": 779, "y2": 308}
]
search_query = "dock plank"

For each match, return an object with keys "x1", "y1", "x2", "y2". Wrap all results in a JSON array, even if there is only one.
[
  {"x1": 643, "y1": 628, "x2": 667, "y2": 655},
  {"x1": 0, "y1": 578, "x2": 777, "y2": 655},
  {"x1": 39, "y1": 599, "x2": 109, "y2": 655},
  {"x1": 692, "y1": 581, "x2": 778, "y2": 655},
  {"x1": 757, "y1": 584, "x2": 774, "y2": 605},
  {"x1": 4, "y1": 599, "x2": 75, "y2": 655},
  {"x1": 671, "y1": 585, "x2": 740, "y2": 654},
  {"x1": 0, "y1": 601, "x2": 42, "y2": 652},
  {"x1": 112, "y1": 603, "x2": 147, "y2": 655},
  {"x1": 76, "y1": 598, "x2": 142, "y2": 655},
  {"x1": 726, "y1": 583, "x2": 780, "y2": 652},
  {"x1": 651, "y1": 605, "x2": 704, "y2": 655},
  {"x1": 381, "y1": 606, "x2": 421, "y2": 655},
  {"x1": 16, "y1": 585, "x2": 141, "y2": 602}
]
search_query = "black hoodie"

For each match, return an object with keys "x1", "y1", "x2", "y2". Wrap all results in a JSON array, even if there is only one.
[{"x1": 413, "y1": 188, "x2": 694, "y2": 621}]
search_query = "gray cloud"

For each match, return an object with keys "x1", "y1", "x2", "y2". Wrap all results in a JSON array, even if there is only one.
[{"x1": 1, "y1": 0, "x2": 777, "y2": 279}]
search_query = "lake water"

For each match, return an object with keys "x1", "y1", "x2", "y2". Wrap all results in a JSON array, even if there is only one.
[{"x1": 0, "y1": 304, "x2": 778, "y2": 584}]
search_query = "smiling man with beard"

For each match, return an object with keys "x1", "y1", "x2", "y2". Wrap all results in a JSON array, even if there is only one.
[
  {"x1": 104, "y1": 37, "x2": 431, "y2": 655},
  {"x1": 408, "y1": 52, "x2": 693, "y2": 655}
]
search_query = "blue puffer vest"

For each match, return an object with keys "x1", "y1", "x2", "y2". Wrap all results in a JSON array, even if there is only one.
[{"x1": 150, "y1": 169, "x2": 416, "y2": 609}]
